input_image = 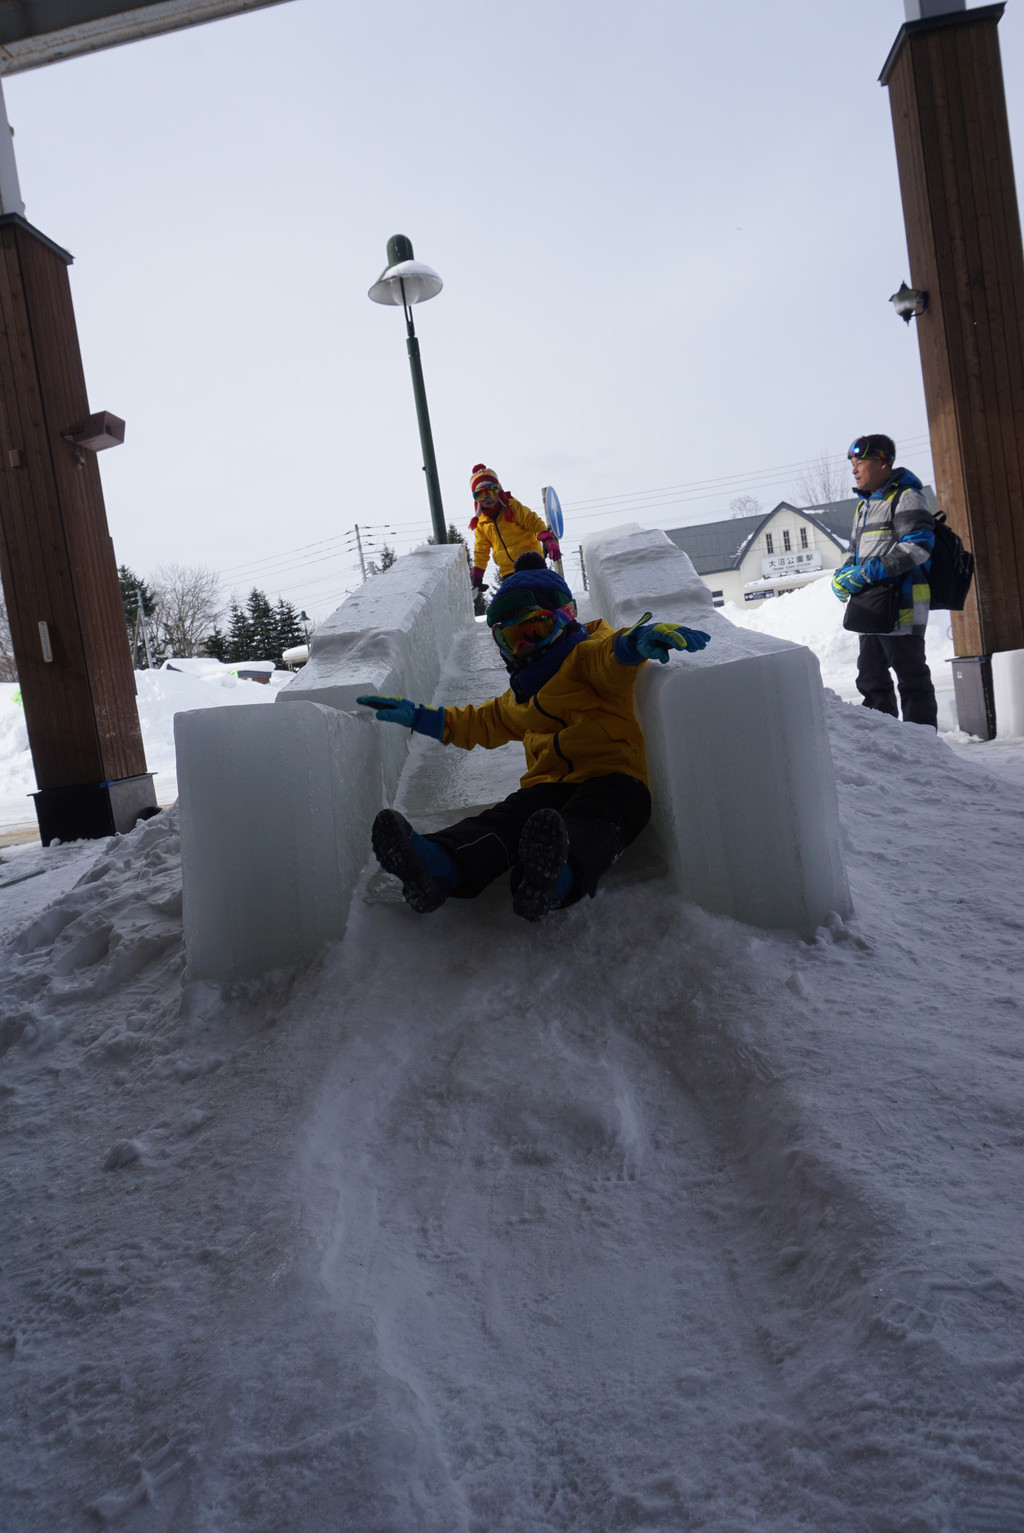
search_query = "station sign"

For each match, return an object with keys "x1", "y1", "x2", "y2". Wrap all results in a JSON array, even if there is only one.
[{"x1": 761, "y1": 550, "x2": 821, "y2": 578}]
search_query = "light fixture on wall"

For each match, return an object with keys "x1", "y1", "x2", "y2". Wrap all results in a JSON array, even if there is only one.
[{"x1": 889, "y1": 281, "x2": 928, "y2": 323}]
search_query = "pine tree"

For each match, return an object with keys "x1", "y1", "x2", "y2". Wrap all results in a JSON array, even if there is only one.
[
  {"x1": 203, "y1": 626, "x2": 229, "y2": 662},
  {"x1": 118, "y1": 565, "x2": 157, "y2": 629},
  {"x1": 273, "y1": 598, "x2": 305, "y2": 656},
  {"x1": 244, "y1": 589, "x2": 277, "y2": 658},
  {"x1": 225, "y1": 600, "x2": 253, "y2": 661},
  {"x1": 217, "y1": 589, "x2": 301, "y2": 663},
  {"x1": 428, "y1": 523, "x2": 466, "y2": 547},
  {"x1": 378, "y1": 543, "x2": 398, "y2": 571},
  {"x1": 118, "y1": 565, "x2": 161, "y2": 667}
]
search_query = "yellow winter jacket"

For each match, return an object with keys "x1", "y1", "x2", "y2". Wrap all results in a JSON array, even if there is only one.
[
  {"x1": 470, "y1": 496, "x2": 549, "y2": 581},
  {"x1": 441, "y1": 620, "x2": 648, "y2": 788}
]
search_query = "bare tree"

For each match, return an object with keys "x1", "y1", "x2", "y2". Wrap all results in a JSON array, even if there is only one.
[
  {"x1": 0, "y1": 594, "x2": 16, "y2": 682},
  {"x1": 152, "y1": 563, "x2": 224, "y2": 659},
  {"x1": 795, "y1": 451, "x2": 849, "y2": 508},
  {"x1": 730, "y1": 494, "x2": 762, "y2": 519}
]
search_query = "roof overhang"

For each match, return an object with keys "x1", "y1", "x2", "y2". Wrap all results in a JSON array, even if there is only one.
[{"x1": 0, "y1": 1, "x2": 295, "y2": 76}]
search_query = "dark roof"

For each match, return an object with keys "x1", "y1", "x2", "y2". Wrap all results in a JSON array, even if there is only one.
[
  {"x1": 664, "y1": 512, "x2": 766, "y2": 576},
  {"x1": 665, "y1": 500, "x2": 856, "y2": 575},
  {"x1": 797, "y1": 498, "x2": 859, "y2": 542}
]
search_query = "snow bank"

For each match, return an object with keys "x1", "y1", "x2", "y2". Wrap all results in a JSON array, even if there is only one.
[
  {"x1": 583, "y1": 524, "x2": 851, "y2": 928},
  {"x1": 0, "y1": 684, "x2": 33, "y2": 828}
]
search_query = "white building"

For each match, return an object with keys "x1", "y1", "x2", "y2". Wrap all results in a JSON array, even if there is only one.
[{"x1": 663, "y1": 494, "x2": 934, "y2": 608}]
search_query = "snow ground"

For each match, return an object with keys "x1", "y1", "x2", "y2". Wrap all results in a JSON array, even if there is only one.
[{"x1": 1, "y1": 581, "x2": 1023, "y2": 1532}]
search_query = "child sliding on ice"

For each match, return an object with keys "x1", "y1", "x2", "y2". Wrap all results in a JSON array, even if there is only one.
[{"x1": 357, "y1": 553, "x2": 710, "y2": 923}]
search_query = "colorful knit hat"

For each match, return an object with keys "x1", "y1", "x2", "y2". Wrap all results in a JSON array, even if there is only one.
[
  {"x1": 486, "y1": 552, "x2": 576, "y2": 627},
  {"x1": 470, "y1": 463, "x2": 501, "y2": 499}
]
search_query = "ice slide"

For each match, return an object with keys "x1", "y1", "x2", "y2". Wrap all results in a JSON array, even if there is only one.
[
  {"x1": 174, "y1": 525, "x2": 851, "y2": 985},
  {"x1": 158, "y1": 532, "x2": 985, "y2": 1529}
]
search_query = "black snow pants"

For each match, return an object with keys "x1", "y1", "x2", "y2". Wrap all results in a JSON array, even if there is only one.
[
  {"x1": 424, "y1": 773, "x2": 652, "y2": 904},
  {"x1": 856, "y1": 633, "x2": 938, "y2": 728}
]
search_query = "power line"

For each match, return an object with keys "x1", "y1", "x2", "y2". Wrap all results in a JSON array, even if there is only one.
[
  {"x1": 561, "y1": 435, "x2": 931, "y2": 512},
  {"x1": 206, "y1": 434, "x2": 936, "y2": 598}
]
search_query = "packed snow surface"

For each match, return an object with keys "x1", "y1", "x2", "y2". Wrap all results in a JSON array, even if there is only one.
[{"x1": 1, "y1": 575, "x2": 1023, "y2": 1532}]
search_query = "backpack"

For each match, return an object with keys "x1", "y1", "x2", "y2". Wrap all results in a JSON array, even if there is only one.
[{"x1": 928, "y1": 511, "x2": 974, "y2": 611}]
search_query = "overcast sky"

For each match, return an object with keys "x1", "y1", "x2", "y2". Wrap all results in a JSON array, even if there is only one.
[{"x1": 3, "y1": 0, "x2": 1022, "y2": 619}]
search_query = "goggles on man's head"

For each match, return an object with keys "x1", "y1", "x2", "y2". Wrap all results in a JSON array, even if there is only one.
[
  {"x1": 492, "y1": 606, "x2": 557, "y2": 660},
  {"x1": 473, "y1": 483, "x2": 500, "y2": 502},
  {"x1": 848, "y1": 436, "x2": 891, "y2": 463}
]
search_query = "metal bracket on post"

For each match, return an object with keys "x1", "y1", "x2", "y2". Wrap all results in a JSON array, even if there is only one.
[{"x1": 62, "y1": 411, "x2": 125, "y2": 451}]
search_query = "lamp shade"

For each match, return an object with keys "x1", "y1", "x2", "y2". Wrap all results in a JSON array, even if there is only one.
[
  {"x1": 368, "y1": 235, "x2": 442, "y2": 306},
  {"x1": 368, "y1": 258, "x2": 443, "y2": 306}
]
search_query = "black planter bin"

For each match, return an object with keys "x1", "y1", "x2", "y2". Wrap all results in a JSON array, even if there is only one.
[{"x1": 948, "y1": 655, "x2": 996, "y2": 740}]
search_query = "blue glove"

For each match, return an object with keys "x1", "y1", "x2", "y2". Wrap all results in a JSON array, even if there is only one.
[
  {"x1": 831, "y1": 564, "x2": 867, "y2": 601},
  {"x1": 356, "y1": 695, "x2": 446, "y2": 739},
  {"x1": 614, "y1": 612, "x2": 711, "y2": 666}
]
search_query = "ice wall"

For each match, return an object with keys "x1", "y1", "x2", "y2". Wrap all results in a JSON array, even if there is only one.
[
  {"x1": 175, "y1": 701, "x2": 381, "y2": 983},
  {"x1": 583, "y1": 524, "x2": 851, "y2": 928},
  {"x1": 277, "y1": 542, "x2": 474, "y2": 800},
  {"x1": 176, "y1": 543, "x2": 475, "y2": 984}
]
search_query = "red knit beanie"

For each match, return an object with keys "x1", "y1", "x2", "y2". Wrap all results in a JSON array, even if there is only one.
[{"x1": 470, "y1": 463, "x2": 502, "y2": 499}]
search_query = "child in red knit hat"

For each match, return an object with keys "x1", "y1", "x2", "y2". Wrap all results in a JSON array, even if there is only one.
[{"x1": 468, "y1": 464, "x2": 560, "y2": 592}]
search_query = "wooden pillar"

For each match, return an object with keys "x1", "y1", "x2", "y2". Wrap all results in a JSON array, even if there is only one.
[
  {"x1": 881, "y1": 3, "x2": 1024, "y2": 671},
  {"x1": 0, "y1": 213, "x2": 156, "y2": 843}
]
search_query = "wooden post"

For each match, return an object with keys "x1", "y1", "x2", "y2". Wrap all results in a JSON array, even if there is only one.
[
  {"x1": 881, "y1": 4, "x2": 1024, "y2": 678},
  {"x1": 0, "y1": 213, "x2": 156, "y2": 842}
]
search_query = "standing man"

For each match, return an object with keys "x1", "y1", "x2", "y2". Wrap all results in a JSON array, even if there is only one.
[
  {"x1": 831, "y1": 433, "x2": 938, "y2": 729},
  {"x1": 469, "y1": 464, "x2": 560, "y2": 594}
]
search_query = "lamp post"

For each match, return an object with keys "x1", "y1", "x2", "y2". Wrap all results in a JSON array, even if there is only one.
[{"x1": 368, "y1": 234, "x2": 447, "y2": 545}]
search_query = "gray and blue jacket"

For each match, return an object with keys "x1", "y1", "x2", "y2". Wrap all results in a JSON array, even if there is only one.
[{"x1": 847, "y1": 468, "x2": 935, "y2": 634}]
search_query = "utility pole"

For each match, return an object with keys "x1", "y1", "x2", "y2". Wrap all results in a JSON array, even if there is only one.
[
  {"x1": 132, "y1": 587, "x2": 155, "y2": 670},
  {"x1": 353, "y1": 524, "x2": 367, "y2": 581}
]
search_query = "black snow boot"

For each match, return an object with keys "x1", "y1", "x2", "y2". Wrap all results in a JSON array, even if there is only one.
[
  {"x1": 371, "y1": 809, "x2": 451, "y2": 914},
  {"x1": 513, "y1": 808, "x2": 570, "y2": 923}
]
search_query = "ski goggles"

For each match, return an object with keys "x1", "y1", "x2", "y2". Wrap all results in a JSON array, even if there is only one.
[
  {"x1": 848, "y1": 437, "x2": 891, "y2": 463},
  {"x1": 492, "y1": 606, "x2": 558, "y2": 659},
  {"x1": 473, "y1": 483, "x2": 500, "y2": 501}
]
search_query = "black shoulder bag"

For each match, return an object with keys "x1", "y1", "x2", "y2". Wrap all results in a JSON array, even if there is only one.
[{"x1": 842, "y1": 491, "x2": 903, "y2": 635}]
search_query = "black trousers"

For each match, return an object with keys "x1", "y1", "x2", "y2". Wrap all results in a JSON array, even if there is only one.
[
  {"x1": 425, "y1": 774, "x2": 652, "y2": 902},
  {"x1": 856, "y1": 633, "x2": 937, "y2": 728}
]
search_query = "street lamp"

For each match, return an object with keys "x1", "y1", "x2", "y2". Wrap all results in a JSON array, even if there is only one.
[{"x1": 368, "y1": 234, "x2": 447, "y2": 545}]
